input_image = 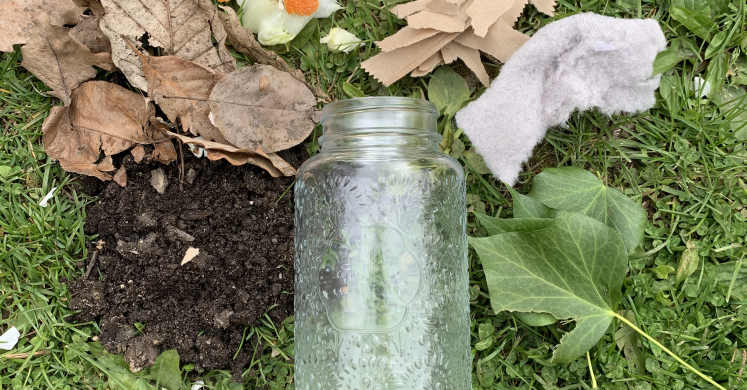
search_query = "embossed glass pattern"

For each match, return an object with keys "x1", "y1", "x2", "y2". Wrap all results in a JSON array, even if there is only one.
[{"x1": 294, "y1": 97, "x2": 470, "y2": 390}]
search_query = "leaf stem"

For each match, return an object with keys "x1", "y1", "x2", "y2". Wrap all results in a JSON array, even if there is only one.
[
  {"x1": 586, "y1": 351, "x2": 597, "y2": 389},
  {"x1": 612, "y1": 312, "x2": 726, "y2": 390}
]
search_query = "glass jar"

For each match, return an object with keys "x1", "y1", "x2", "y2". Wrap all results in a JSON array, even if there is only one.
[{"x1": 293, "y1": 97, "x2": 470, "y2": 390}]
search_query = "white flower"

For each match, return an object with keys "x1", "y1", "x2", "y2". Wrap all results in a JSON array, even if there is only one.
[
  {"x1": 692, "y1": 76, "x2": 711, "y2": 98},
  {"x1": 241, "y1": 0, "x2": 342, "y2": 46},
  {"x1": 320, "y1": 27, "x2": 361, "y2": 53},
  {"x1": 191, "y1": 380, "x2": 205, "y2": 390},
  {"x1": 39, "y1": 186, "x2": 58, "y2": 207},
  {"x1": 0, "y1": 326, "x2": 20, "y2": 350}
]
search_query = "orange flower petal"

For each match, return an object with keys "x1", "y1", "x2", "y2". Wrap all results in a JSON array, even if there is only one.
[{"x1": 285, "y1": 0, "x2": 318, "y2": 16}]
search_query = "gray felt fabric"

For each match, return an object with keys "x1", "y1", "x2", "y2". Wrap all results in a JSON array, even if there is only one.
[{"x1": 455, "y1": 13, "x2": 666, "y2": 185}]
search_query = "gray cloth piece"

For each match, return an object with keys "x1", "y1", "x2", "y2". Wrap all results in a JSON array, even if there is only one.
[{"x1": 455, "y1": 13, "x2": 666, "y2": 185}]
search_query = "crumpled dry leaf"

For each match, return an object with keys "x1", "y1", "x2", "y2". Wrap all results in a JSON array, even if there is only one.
[
  {"x1": 218, "y1": 5, "x2": 328, "y2": 102},
  {"x1": 99, "y1": 0, "x2": 236, "y2": 91},
  {"x1": 208, "y1": 64, "x2": 317, "y2": 154},
  {"x1": 0, "y1": 0, "x2": 84, "y2": 53},
  {"x1": 20, "y1": 18, "x2": 107, "y2": 106},
  {"x1": 71, "y1": 0, "x2": 105, "y2": 17},
  {"x1": 113, "y1": 165, "x2": 127, "y2": 187},
  {"x1": 164, "y1": 130, "x2": 296, "y2": 177},
  {"x1": 69, "y1": 15, "x2": 111, "y2": 54},
  {"x1": 131, "y1": 144, "x2": 146, "y2": 163},
  {"x1": 363, "y1": 0, "x2": 556, "y2": 86},
  {"x1": 137, "y1": 52, "x2": 224, "y2": 140},
  {"x1": 42, "y1": 81, "x2": 156, "y2": 180}
]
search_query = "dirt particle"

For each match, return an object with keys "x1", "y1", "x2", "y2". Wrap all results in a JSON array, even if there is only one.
[{"x1": 150, "y1": 168, "x2": 168, "y2": 194}]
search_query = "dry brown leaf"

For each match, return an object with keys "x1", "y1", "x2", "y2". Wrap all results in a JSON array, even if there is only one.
[
  {"x1": 468, "y1": 0, "x2": 513, "y2": 37},
  {"x1": 152, "y1": 140, "x2": 178, "y2": 165},
  {"x1": 362, "y1": 32, "x2": 458, "y2": 86},
  {"x1": 99, "y1": 0, "x2": 236, "y2": 91},
  {"x1": 42, "y1": 81, "x2": 158, "y2": 180},
  {"x1": 138, "y1": 53, "x2": 224, "y2": 138},
  {"x1": 131, "y1": 144, "x2": 146, "y2": 163},
  {"x1": 218, "y1": 5, "x2": 328, "y2": 102},
  {"x1": 113, "y1": 165, "x2": 127, "y2": 187},
  {"x1": 71, "y1": 0, "x2": 104, "y2": 17},
  {"x1": 69, "y1": 81, "x2": 154, "y2": 150},
  {"x1": 164, "y1": 130, "x2": 296, "y2": 177},
  {"x1": 42, "y1": 106, "x2": 113, "y2": 180},
  {"x1": 69, "y1": 15, "x2": 110, "y2": 54},
  {"x1": 208, "y1": 65, "x2": 317, "y2": 154},
  {"x1": 181, "y1": 247, "x2": 200, "y2": 266},
  {"x1": 20, "y1": 19, "x2": 103, "y2": 106},
  {"x1": 0, "y1": 0, "x2": 84, "y2": 53}
]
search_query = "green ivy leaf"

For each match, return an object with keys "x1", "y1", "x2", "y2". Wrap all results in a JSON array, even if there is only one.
[
  {"x1": 514, "y1": 312, "x2": 558, "y2": 327},
  {"x1": 507, "y1": 187, "x2": 557, "y2": 219},
  {"x1": 529, "y1": 167, "x2": 646, "y2": 252},
  {"x1": 149, "y1": 350, "x2": 181, "y2": 390},
  {"x1": 469, "y1": 211, "x2": 628, "y2": 363},
  {"x1": 475, "y1": 213, "x2": 554, "y2": 236},
  {"x1": 427, "y1": 66, "x2": 470, "y2": 117}
]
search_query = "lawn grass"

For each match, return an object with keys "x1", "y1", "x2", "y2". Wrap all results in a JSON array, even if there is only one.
[{"x1": 2, "y1": 0, "x2": 747, "y2": 389}]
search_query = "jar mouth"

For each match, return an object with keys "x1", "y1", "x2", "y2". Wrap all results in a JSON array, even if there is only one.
[{"x1": 321, "y1": 97, "x2": 438, "y2": 121}]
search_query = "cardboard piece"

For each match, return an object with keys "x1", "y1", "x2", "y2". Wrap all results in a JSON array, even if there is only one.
[
  {"x1": 362, "y1": 32, "x2": 459, "y2": 86},
  {"x1": 468, "y1": 0, "x2": 514, "y2": 37},
  {"x1": 365, "y1": 0, "x2": 556, "y2": 86}
]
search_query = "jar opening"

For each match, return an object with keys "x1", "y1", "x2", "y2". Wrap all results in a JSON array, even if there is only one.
[{"x1": 321, "y1": 97, "x2": 438, "y2": 121}]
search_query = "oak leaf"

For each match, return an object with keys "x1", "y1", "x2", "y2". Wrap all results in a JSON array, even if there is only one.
[
  {"x1": 99, "y1": 0, "x2": 236, "y2": 91},
  {"x1": 71, "y1": 0, "x2": 105, "y2": 17},
  {"x1": 208, "y1": 64, "x2": 317, "y2": 154},
  {"x1": 0, "y1": 0, "x2": 84, "y2": 52}
]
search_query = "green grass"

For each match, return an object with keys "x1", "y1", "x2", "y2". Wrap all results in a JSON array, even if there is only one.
[{"x1": 2, "y1": 0, "x2": 747, "y2": 389}]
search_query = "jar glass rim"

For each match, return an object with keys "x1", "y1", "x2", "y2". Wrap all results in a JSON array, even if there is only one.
[{"x1": 321, "y1": 97, "x2": 438, "y2": 121}]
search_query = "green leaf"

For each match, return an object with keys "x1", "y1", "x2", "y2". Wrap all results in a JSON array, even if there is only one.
[
  {"x1": 653, "y1": 265, "x2": 675, "y2": 279},
  {"x1": 96, "y1": 353, "x2": 156, "y2": 390},
  {"x1": 514, "y1": 312, "x2": 557, "y2": 327},
  {"x1": 463, "y1": 150, "x2": 491, "y2": 175},
  {"x1": 705, "y1": 51, "x2": 729, "y2": 95},
  {"x1": 149, "y1": 350, "x2": 181, "y2": 390},
  {"x1": 614, "y1": 311, "x2": 646, "y2": 375},
  {"x1": 653, "y1": 43, "x2": 692, "y2": 74},
  {"x1": 478, "y1": 323, "x2": 494, "y2": 340},
  {"x1": 469, "y1": 211, "x2": 628, "y2": 363},
  {"x1": 450, "y1": 138, "x2": 465, "y2": 159},
  {"x1": 427, "y1": 66, "x2": 470, "y2": 117},
  {"x1": 475, "y1": 213, "x2": 554, "y2": 236},
  {"x1": 705, "y1": 30, "x2": 728, "y2": 59},
  {"x1": 290, "y1": 19, "x2": 318, "y2": 49},
  {"x1": 670, "y1": 0, "x2": 716, "y2": 40},
  {"x1": 712, "y1": 85, "x2": 747, "y2": 138},
  {"x1": 659, "y1": 74, "x2": 681, "y2": 114},
  {"x1": 676, "y1": 241, "x2": 700, "y2": 285},
  {"x1": 475, "y1": 337, "x2": 493, "y2": 351},
  {"x1": 507, "y1": 187, "x2": 557, "y2": 219},
  {"x1": 0, "y1": 166, "x2": 21, "y2": 178},
  {"x1": 342, "y1": 82, "x2": 366, "y2": 98},
  {"x1": 529, "y1": 167, "x2": 646, "y2": 252}
]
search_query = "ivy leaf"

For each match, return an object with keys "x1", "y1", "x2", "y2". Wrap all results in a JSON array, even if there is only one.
[
  {"x1": 514, "y1": 312, "x2": 558, "y2": 327},
  {"x1": 427, "y1": 66, "x2": 470, "y2": 117},
  {"x1": 529, "y1": 167, "x2": 646, "y2": 252},
  {"x1": 469, "y1": 211, "x2": 628, "y2": 363},
  {"x1": 475, "y1": 213, "x2": 554, "y2": 236},
  {"x1": 149, "y1": 350, "x2": 181, "y2": 390},
  {"x1": 507, "y1": 187, "x2": 557, "y2": 219}
]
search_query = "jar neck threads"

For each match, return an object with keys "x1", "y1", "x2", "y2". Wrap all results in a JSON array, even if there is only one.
[{"x1": 319, "y1": 97, "x2": 440, "y2": 152}]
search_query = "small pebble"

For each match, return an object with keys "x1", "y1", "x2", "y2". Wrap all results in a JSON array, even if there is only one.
[{"x1": 149, "y1": 168, "x2": 168, "y2": 194}]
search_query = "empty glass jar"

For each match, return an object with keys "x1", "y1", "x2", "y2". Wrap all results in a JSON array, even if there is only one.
[{"x1": 294, "y1": 97, "x2": 470, "y2": 390}]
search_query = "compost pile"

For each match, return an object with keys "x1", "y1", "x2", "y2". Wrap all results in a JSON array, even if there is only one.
[{"x1": 69, "y1": 146, "x2": 303, "y2": 375}]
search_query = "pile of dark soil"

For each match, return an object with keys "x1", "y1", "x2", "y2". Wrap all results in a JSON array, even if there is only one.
[{"x1": 68, "y1": 145, "x2": 304, "y2": 378}]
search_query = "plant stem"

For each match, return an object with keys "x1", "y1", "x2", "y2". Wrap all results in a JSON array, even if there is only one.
[
  {"x1": 612, "y1": 312, "x2": 726, "y2": 390},
  {"x1": 586, "y1": 351, "x2": 597, "y2": 389}
]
